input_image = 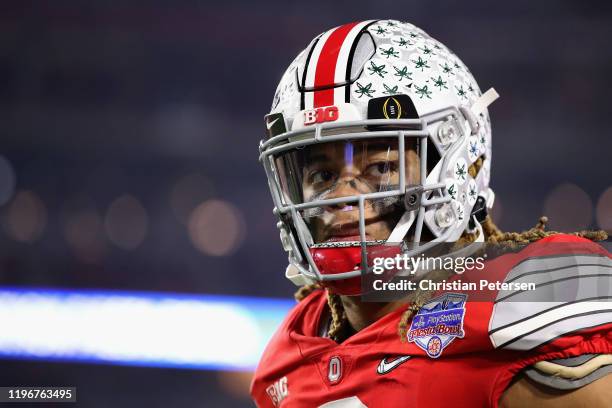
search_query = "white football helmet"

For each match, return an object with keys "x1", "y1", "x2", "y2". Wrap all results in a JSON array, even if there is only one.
[{"x1": 260, "y1": 20, "x2": 498, "y2": 295}]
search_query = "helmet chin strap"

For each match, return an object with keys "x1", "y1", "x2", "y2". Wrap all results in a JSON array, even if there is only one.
[
  {"x1": 471, "y1": 88, "x2": 499, "y2": 116},
  {"x1": 469, "y1": 215, "x2": 485, "y2": 244},
  {"x1": 285, "y1": 263, "x2": 315, "y2": 286},
  {"x1": 386, "y1": 210, "x2": 416, "y2": 243}
]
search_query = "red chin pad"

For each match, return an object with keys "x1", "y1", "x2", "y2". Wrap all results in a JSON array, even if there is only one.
[{"x1": 310, "y1": 244, "x2": 402, "y2": 296}]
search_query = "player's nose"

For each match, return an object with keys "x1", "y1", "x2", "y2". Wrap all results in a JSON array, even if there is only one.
[{"x1": 324, "y1": 167, "x2": 363, "y2": 210}]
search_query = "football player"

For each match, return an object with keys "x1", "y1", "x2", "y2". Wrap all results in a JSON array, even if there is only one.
[{"x1": 251, "y1": 20, "x2": 612, "y2": 407}]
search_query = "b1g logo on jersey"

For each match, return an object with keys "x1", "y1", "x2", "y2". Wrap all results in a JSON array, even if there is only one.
[
  {"x1": 265, "y1": 376, "x2": 288, "y2": 407},
  {"x1": 407, "y1": 293, "x2": 467, "y2": 358},
  {"x1": 303, "y1": 106, "x2": 339, "y2": 125}
]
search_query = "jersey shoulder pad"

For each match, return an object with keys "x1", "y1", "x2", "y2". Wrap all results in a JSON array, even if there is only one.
[{"x1": 488, "y1": 236, "x2": 612, "y2": 351}]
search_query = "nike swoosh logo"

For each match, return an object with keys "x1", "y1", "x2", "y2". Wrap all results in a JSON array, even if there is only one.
[
  {"x1": 377, "y1": 355, "x2": 412, "y2": 375},
  {"x1": 266, "y1": 117, "x2": 280, "y2": 130}
]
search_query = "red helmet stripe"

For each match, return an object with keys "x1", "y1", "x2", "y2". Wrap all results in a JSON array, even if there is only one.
[{"x1": 313, "y1": 22, "x2": 360, "y2": 108}]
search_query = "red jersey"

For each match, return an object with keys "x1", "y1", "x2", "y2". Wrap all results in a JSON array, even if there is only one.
[{"x1": 251, "y1": 234, "x2": 612, "y2": 407}]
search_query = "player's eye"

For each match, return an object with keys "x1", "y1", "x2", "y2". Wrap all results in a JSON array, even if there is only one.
[
  {"x1": 308, "y1": 169, "x2": 336, "y2": 185},
  {"x1": 365, "y1": 161, "x2": 397, "y2": 177}
]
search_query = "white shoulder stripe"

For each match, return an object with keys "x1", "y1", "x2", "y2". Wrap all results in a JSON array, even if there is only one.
[
  {"x1": 496, "y1": 265, "x2": 612, "y2": 303},
  {"x1": 490, "y1": 301, "x2": 612, "y2": 347},
  {"x1": 493, "y1": 310, "x2": 612, "y2": 350},
  {"x1": 488, "y1": 252, "x2": 612, "y2": 349},
  {"x1": 503, "y1": 254, "x2": 611, "y2": 285}
]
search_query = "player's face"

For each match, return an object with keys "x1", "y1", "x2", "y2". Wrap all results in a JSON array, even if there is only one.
[{"x1": 292, "y1": 138, "x2": 420, "y2": 243}]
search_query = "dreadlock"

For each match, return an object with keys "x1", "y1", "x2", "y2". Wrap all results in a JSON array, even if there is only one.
[
  {"x1": 294, "y1": 282, "x2": 322, "y2": 302},
  {"x1": 292, "y1": 282, "x2": 350, "y2": 341},
  {"x1": 293, "y1": 216, "x2": 608, "y2": 343}
]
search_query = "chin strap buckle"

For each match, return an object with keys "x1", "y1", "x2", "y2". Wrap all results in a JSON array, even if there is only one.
[
  {"x1": 468, "y1": 196, "x2": 488, "y2": 230},
  {"x1": 285, "y1": 264, "x2": 315, "y2": 287}
]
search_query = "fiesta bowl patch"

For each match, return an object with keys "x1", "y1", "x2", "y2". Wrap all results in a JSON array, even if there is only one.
[{"x1": 407, "y1": 293, "x2": 467, "y2": 358}]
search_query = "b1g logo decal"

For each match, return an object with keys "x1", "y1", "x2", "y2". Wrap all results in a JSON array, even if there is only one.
[
  {"x1": 265, "y1": 376, "x2": 288, "y2": 407},
  {"x1": 407, "y1": 293, "x2": 467, "y2": 358},
  {"x1": 303, "y1": 106, "x2": 339, "y2": 125}
]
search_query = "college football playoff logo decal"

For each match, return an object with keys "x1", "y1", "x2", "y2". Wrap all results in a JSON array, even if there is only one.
[
  {"x1": 407, "y1": 293, "x2": 467, "y2": 358},
  {"x1": 366, "y1": 94, "x2": 419, "y2": 121},
  {"x1": 382, "y1": 97, "x2": 402, "y2": 119}
]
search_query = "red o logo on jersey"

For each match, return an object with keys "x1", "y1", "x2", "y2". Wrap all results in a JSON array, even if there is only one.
[
  {"x1": 327, "y1": 356, "x2": 342, "y2": 384},
  {"x1": 303, "y1": 106, "x2": 339, "y2": 125}
]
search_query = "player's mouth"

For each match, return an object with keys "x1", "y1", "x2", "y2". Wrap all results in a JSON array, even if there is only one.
[
  {"x1": 324, "y1": 234, "x2": 372, "y2": 243},
  {"x1": 316, "y1": 211, "x2": 398, "y2": 243},
  {"x1": 323, "y1": 226, "x2": 373, "y2": 243}
]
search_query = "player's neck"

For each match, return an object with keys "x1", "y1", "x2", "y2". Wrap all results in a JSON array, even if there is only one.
[{"x1": 340, "y1": 295, "x2": 405, "y2": 332}]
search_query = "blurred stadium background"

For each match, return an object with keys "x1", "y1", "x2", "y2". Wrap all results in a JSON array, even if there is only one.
[{"x1": 0, "y1": 1, "x2": 611, "y2": 406}]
